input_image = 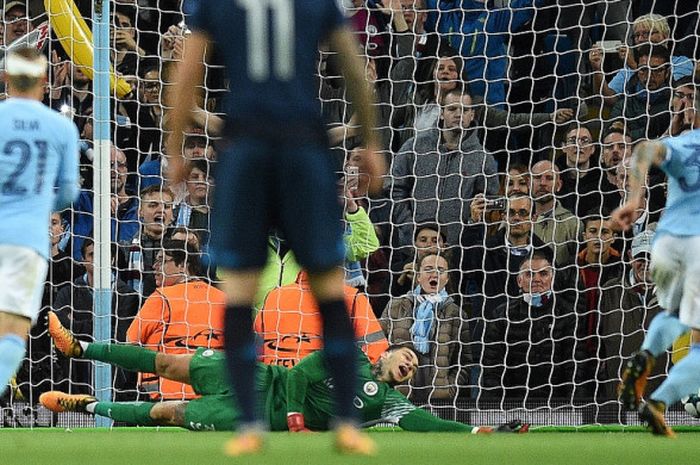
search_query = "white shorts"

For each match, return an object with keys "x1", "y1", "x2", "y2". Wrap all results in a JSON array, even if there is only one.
[
  {"x1": 0, "y1": 245, "x2": 48, "y2": 322},
  {"x1": 651, "y1": 234, "x2": 700, "y2": 329}
]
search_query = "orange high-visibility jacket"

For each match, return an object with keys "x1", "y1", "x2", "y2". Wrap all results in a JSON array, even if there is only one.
[
  {"x1": 127, "y1": 280, "x2": 226, "y2": 399},
  {"x1": 255, "y1": 271, "x2": 388, "y2": 367}
]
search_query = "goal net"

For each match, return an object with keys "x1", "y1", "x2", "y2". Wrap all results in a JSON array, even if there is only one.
[{"x1": 1, "y1": 0, "x2": 698, "y2": 428}]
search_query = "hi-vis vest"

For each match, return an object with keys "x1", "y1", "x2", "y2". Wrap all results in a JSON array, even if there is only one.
[
  {"x1": 255, "y1": 271, "x2": 388, "y2": 367},
  {"x1": 127, "y1": 280, "x2": 226, "y2": 399}
]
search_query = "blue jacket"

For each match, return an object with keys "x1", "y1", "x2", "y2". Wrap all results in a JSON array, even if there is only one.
[
  {"x1": 71, "y1": 191, "x2": 140, "y2": 259},
  {"x1": 425, "y1": 0, "x2": 540, "y2": 106}
]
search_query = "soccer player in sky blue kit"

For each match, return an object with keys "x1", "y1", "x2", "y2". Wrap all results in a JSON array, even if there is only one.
[
  {"x1": 164, "y1": 0, "x2": 384, "y2": 456},
  {"x1": 613, "y1": 112, "x2": 700, "y2": 437},
  {"x1": 0, "y1": 47, "x2": 80, "y2": 399}
]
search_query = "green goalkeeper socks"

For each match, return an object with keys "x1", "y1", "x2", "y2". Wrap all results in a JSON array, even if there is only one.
[
  {"x1": 84, "y1": 343, "x2": 157, "y2": 374},
  {"x1": 93, "y1": 402, "x2": 155, "y2": 426}
]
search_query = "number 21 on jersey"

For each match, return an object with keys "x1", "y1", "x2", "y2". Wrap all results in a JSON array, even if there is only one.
[{"x1": 237, "y1": 0, "x2": 295, "y2": 82}]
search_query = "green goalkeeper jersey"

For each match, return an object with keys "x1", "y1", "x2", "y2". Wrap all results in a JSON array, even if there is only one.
[
  {"x1": 188, "y1": 347, "x2": 473, "y2": 432},
  {"x1": 276, "y1": 349, "x2": 413, "y2": 430}
]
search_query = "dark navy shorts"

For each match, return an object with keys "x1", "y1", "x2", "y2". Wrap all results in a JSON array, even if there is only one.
[{"x1": 209, "y1": 135, "x2": 345, "y2": 272}]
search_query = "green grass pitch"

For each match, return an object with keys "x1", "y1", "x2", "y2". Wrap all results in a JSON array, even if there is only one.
[{"x1": 2, "y1": 427, "x2": 699, "y2": 465}]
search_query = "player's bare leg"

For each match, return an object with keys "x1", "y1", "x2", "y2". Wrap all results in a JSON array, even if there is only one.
[
  {"x1": 308, "y1": 267, "x2": 376, "y2": 455},
  {"x1": 0, "y1": 311, "x2": 31, "y2": 397},
  {"x1": 219, "y1": 269, "x2": 264, "y2": 456}
]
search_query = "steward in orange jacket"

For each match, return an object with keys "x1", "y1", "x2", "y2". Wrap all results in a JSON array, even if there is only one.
[
  {"x1": 255, "y1": 271, "x2": 388, "y2": 367},
  {"x1": 127, "y1": 240, "x2": 225, "y2": 399}
]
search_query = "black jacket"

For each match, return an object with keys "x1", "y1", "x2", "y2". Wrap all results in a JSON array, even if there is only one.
[
  {"x1": 53, "y1": 275, "x2": 141, "y2": 397},
  {"x1": 481, "y1": 291, "x2": 578, "y2": 401}
]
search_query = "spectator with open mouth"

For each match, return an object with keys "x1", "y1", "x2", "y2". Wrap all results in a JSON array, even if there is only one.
[{"x1": 381, "y1": 252, "x2": 472, "y2": 402}]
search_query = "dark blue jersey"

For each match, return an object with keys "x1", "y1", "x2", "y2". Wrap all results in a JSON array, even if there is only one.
[{"x1": 186, "y1": 0, "x2": 345, "y2": 132}]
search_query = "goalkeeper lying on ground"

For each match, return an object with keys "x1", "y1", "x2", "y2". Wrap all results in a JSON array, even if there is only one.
[{"x1": 41, "y1": 312, "x2": 527, "y2": 434}]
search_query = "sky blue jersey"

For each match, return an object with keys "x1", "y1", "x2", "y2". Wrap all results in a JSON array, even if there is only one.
[
  {"x1": 659, "y1": 129, "x2": 700, "y2": 237},
  {"x1": 0, "y1": 98, "x2": 79, "y2": 258}
]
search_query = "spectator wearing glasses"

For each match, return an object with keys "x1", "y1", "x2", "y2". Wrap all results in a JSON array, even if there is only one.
[
  {"x1": 463, "y1": 194, "x2": 549, "y2": 318},
  {"x1": 589, "y1": 13, "x2": 693, "y2": 108},
  {"x1": 610, "y1": 44, "x2": 672, "y2": 140},
  {"x1": 666, "y1": 76, "x2": 698, "y2": 137},
  {"x1": 556, "y1": 123, "x2": 606, "y2": 218}
]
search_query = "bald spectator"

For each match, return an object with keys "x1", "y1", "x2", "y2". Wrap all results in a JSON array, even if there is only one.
[
  {"x1": 556, "y1": 123, "x2": 606, "y2": 218},
  {"x1": 530, "y1": 160, "x2": 582, "y2": 269},
  {"x1": 481, "y1": 250, "x2": 578, "y2": 402}
]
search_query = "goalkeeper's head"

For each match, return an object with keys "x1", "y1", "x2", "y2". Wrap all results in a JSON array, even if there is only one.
[{"x1": 373, "y1": 345, "x2": 419, "y2": 386}]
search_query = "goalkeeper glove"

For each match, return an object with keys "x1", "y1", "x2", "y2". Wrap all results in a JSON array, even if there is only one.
[
  {"x1": 287, "y1": 412, "x2": 311, "y2": 432},
  {"x1": 496, "y1": 419, "x2": 529, "y2": 434}
]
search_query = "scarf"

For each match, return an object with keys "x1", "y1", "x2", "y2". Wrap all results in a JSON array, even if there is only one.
[
  {"x1": 410, "y1": 285, "x2": 448, "y2": 354},
  {"x1": 523, "y1": 291, "x2": 552, "y2": 308}
]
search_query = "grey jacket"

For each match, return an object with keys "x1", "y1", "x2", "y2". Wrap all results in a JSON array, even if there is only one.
[{"x1": 387, "y1": 127, "x2": 499, "y2": 246}]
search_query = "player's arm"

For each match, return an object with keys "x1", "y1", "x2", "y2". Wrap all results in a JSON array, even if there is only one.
[
  {"x1": 285, "y1": 351, "x2": 328, "y2": 432},
  {"x1": 328, "y1": 27, "x2": 386, "y2": 195},
  {"x1": 398, "y1": 408, "x2": 474, "y2": 432},
  {"x1": 385, "y1": 391, "x2": 525, "y2": 433},
  {"x1": 611, "y1": 140, "x2": 666, "y2": 231},
  {"x1": 164, "y1": 31, "x2": 210, "y2": 185},
  {"x1": 54, "y1": 122, "x2": 80, "y2": 210},
  {"x1": 380, "y1": 388, "x2": 475, "y2": 432}
]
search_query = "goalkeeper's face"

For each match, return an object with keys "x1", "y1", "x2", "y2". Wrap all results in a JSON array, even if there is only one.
[{"x1": 377, "y1": 348, "x2": 419, "y2": 384}]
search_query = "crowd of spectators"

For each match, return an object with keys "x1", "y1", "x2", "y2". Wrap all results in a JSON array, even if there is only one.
[{"x1": 2, "y1": 0, "x2": 699, "y2": 420}]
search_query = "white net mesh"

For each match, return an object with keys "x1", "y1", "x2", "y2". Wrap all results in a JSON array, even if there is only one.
[{"x1": 1, "y1": 0, "x2": 699, "y2": 427}]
